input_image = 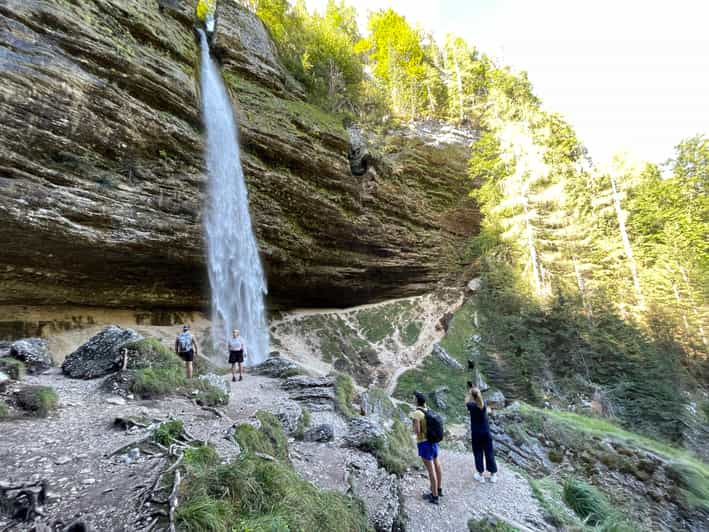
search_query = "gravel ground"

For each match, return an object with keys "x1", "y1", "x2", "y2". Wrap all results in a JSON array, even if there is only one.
[{"x1": 402, "y1": 449, "x2": 551, "y2": 532}]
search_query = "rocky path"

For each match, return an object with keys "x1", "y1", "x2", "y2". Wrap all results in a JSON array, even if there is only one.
[{"x1": 402, "y1": 449, "x2": 550, "y2": 532}]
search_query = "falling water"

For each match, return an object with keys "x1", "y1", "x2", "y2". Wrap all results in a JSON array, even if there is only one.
[{"x1": 198, "y1": 30, "x2": 269, "y2": 364}]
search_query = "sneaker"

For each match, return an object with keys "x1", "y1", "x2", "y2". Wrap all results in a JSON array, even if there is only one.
[
  {"x1": 438, "y1": 487, "x2": 443, "y2": 497},
  {"x1": 473, "y1": 472, "x2": 484, "y2": 482},
  {"x1": 232, "y1": 376, "x2": 237, "y2": 382},
  {"x1": 423, "y1": 493, "x2": 439, "y2": 505},
  {"x1": 239, "y1": 375, "x2": 243, "y2": 381},
  {"x1": 489, "y1": 473, "x2": 498, "y2": 484}
]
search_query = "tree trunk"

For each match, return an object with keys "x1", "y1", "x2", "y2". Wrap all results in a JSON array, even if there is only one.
[{"x1": 609, "y1": 173, "x2": 644, "y2": 306}]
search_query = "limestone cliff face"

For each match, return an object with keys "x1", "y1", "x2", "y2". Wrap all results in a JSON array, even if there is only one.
[{"x1": 0, "y1": 0, "x2": 479, "y2": 311}]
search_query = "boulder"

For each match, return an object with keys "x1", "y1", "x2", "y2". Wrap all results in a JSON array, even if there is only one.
[
  {"x1": 282, "y1": 375, "x2": 336, "y2": 411},
  {"x1": 275, "y1": 400, "x2": 303, "y2": 434},
  {"x1": 9, "y1": 338, "x2": 53, "y2": 374},
  {"x1": 431, "y1": 386, "x2": 449, "y2": 410},
  {"x1": 485, "y1": 390, "x2": 506, "y2": 410},
  {"x1": 282, "y1": 375, "x2": 335, "y2": 389},
  {"x1": 302, "y1": 424, "x2": 334, "y2": 443},
  {"x1": 431, "y1": 343, "x2": 463, "y2": 370},
  {"x1": 198, "y1": 373, "x2": 231, "y2": 397},
  {"x1": 250, "y1": 355, "x2": 300, "y2": 378},
  {"x1": 62, "y1": 326, "x2": 142, "y2": 379},
  {"x1": 344, "y1": 417, "x2": 385, "y2": 449},
  {"x1": 0, "y1": 341, "x2": 10, "y2": 357}
]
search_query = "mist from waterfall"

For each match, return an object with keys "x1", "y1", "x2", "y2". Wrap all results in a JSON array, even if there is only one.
[{"x1": 197, "y1": 30, "x2": 269, "y2": 364}]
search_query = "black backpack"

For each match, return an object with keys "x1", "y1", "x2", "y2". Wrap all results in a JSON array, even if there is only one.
[{"x1": 418, "y1": 407, "x2": 444, "y2": 443}]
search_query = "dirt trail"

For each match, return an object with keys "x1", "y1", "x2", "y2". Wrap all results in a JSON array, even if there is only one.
[{"x1": 402, "y1": 449, "x2": 551, "y2": 532}]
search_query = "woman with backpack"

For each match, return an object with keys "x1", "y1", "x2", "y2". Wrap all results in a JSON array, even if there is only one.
[
  {"x1": 411, "y1": 391, "x2": 444, "y2": 505},
  {"x1": 465, "y1": 382, "x2": 498, "y2": 483}
]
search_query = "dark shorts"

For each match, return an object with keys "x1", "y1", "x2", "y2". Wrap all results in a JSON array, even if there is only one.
[
  {"x1": 179, "y1": 349, "x2": 194, "y2": 362},
  {"x1": 417, "y1": 441, "x2": 439, "y2": 461},
  {"x1": 229, "y1": 350, "x2": 244, "y2": 364}
]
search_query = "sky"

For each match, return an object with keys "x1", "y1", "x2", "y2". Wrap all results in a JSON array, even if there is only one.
[{"x1": 305, "y1": 0, "x2": 709, "y2": 165}]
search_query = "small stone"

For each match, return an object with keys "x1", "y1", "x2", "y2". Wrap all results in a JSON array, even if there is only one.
[
  {"x1": 82, "y1": 478, "x2": 96, "y2": 485},
  {"x1": 55, "y1": 456, "x2": 72, "y2": 465},
  {"x1": 105, "y1": 396, "x2": 126, "y2": 406}
]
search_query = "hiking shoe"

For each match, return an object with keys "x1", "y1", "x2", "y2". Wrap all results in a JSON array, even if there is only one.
[
  {"x1": 232, "y1": 376, "x2": 237, "y2": 382},
  {"x1": 473, "y1": 472, "x2": 484, "y2": 482},
  {"x1": 489, "y1": 474, "x2": 498, "y2": 484},
  {"x1": 422, "y1": 493, "x2": 439, "y2": 505},
  {"x1": 239, "y1": 375, "x2": 243, "y2": 381},
  {"x1": 438, "y1": 487, "x2": 443, "y2": 497}
]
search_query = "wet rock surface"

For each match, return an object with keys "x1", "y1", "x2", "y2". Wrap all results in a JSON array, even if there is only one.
[
  {"x1": 62, "y1": 327, "x2": 142, "y2": 379},
  {"x1": 0, "y1": 0, "x2": 479, "y2": 313},
  {"x1": 302, "y1": 423, "x2": 334, "y2": 442},
  {"x1": 9, "y1": 339, "x2": 53, "y2": 374}
]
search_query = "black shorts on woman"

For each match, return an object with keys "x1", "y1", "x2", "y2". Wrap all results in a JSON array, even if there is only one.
[{"x1": 229, "y1": 350, "x2": 244, "y2": 364}]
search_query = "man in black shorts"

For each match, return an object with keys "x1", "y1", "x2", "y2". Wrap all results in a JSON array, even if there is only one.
[
  {"x1": 228, "y1": 329, "x2": 247, "y2": 382},
  {"x1": 175, "y1": 324, "x2": 198, "y2": 379}
]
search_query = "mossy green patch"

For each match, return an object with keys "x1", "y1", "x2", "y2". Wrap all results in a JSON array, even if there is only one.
[
  {"x1": 125, "y1": 337, "x2": 176, "y2": 370},
  {"x1": 15, "y1": 385, "x2": 58, "y2": 417},
  {"x1": 132, "y1": 366, "x2": 185, "y2": 398},
  {"x1": 394, "y1": 301, "x2": 477, "y2": 423},
  {"x1": 184, "y1": 444, "x2": 219, "y2": 468},
  {"x1": 0, "y1": 400, "x2": 9, "y2": 419},
  {"x1": 401, "y1": 321, "x2": 423, "y2": 346},
  {"x1": 468, "y1": 516, "x2": 519, "y2": 532},
  {"x1": 0, "y1": 358, "x2": 26, "y2": 380},
  {"x1": 235, "y1": 411, "x2": 289, "y2": 461},
  {"x1": 335, "y1": 373, "x2": 357, "y2": 418}
]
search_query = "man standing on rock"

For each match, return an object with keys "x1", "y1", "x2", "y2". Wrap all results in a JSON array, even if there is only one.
[
  {"x1": 227, "y1": 329, "x2": 247, "y2": 382},
  {"x1": 175, "y1": 325, "x2": 198, "y2": 379},
  {"x1": 411, "y1": 391, "x2": 443, "y2": 505}
]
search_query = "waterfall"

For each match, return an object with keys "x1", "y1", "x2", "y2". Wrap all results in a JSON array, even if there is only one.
[{"x1": 197, "y1": 30, "x2": 269, "y2": 364}]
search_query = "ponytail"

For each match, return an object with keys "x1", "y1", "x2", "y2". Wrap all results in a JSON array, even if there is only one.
[{"x1": 471, "y1": 387, "x2": 484, "y2": 410}]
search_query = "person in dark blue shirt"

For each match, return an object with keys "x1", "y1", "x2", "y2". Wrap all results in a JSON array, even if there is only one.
[{"x1": 466, "y1": 381, "x2": 498, "y2": 483}]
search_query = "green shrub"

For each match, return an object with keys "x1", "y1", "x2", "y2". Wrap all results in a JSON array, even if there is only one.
[
  {"x1": 235, "y1": 411, "x2": 289, "y2": 461},
  {"x1": 0, "y1": 358, "x2": 26, "y2": 380},
  {"x1": 177, "y1": 455, "x2": 371, "y2": 532},
  {"x1": 563, "y1": 478, "x2": 613, "y2": 526},
  {"x1": 132, "y1": 366, "x2": 185, "y2": 398},
  {"x1": 193, "y1": 380, "x2": 228, "y2": 407},
  {"x1": 125, "y1": 338, "x2": 177, "y2": 370},
  {"x1": 154, "y1": 420, "x2": 184, "y2": 446},
  {"x1": 0, "y1": 401, "x2": 9, "y2": 419},
  {"x1": 15, "y1": 386, "x2": 58, "y2": 417},
  {"x1": 369, "y1": 419, "x2": 417, "y2": 476},
  {"x1": 334, "y1": 373, "x2": 356, "y2": 418}
]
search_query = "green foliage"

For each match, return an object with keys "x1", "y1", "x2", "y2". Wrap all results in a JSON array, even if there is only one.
[
  {"x1": 184, "y1": 444, "x2": 220, "y2": 468},
  {"x1": 15, "y1": 385, "x2": 58, "y2": 417},
  {"x1": 0, "y1": 400, "x2": 9, "y2": 419},
  {"x1": 369, "y1": 419, "x2": 417, "y2": 476},
  {"x1": 178, "y1": 414, "x2": 372, "y2": 532},
  {"x1": 563, "y1": 477, "x2": 614, "y2": 526},
  {"x1": 468, "y1": 516, "x2": 518, "y2": 532},
  {"x1": 667, "y1": 461, "x2": 709, "y2": 511},
  {"x1": 153, "y1": 419, "x2": 184, "y2": 446},
  {"x1": 401, "y1": 321, "x2": 422, "y2": 346},
  {"x1": 0, "y1": 357, "x2": 26, "y2": 380},
  {"x1": 235, "y1": 411, "x2": 289, "y2": 461},
  {"x1": 334, "y1": 373, "x2": 356, "y2": 418},
  {"x1": 132, "y1": 366, "x2": 185, "y2": 398},
  {"x1": 125, "y1": 337, "x2": 176, "y2": 370},
  {"x1": 254, "y1": 0, "x2": 363, "y2": 110}
]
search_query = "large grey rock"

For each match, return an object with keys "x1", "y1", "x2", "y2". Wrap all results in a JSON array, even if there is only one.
[
  {"x1": 62, "y1": 326, "x2": 142, "y2": 379},
  {"x1": 282, "y1": 375, "x2": 335, "y2": 389},
  {"x1": 250, "y1": 355, "x2": 299, "y2": 378},
  {"x1": 198, "y1": 373, "x2": 231, "y2": 397},
  {"x1": 9, "y1": 338, "x2": 53, "y2": 374},
  {"x1": 283, "y1": 375, "x2": 336, "y2": 411},
  {"x1": 344, "y1": 417, "x2": 385, "y2": 449},
  {"x1": 302, "y1": 424, "x2": 334, "y2": 443},
  {"x1": 431, "y1": 386, "x2": 449, "y2": 410},
  {"x1": 432, "y1": 343, "x2": 463, "y2": 370},
  {"x1": 0, "y1": 371, "x2": 9, "y2": 392},
  {"x1": 485, "y1": 389, "x2": 506, "y2": 410},
  {"x1": 275, "y1": 400, "x2": 303, "y2": 434}
]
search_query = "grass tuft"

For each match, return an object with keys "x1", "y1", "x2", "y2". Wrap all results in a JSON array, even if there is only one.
[
  {"x1": 15, "y1": 385, "x2": 58, "y2": 417},
  {"x1": 235, "y1": 411, "x2": 289, "y2": 461},
  {"x1": 563, "y1": 477, "x2": 613, "y2": 526},
  {"x1": 154, "y1": 420, "x2": 184, "y2": 446},
  {"x1": 468, "y1": 516, "x2": 519, "y2": 531},
  {"x1": 369, "y1": 419, "x2": 417, "y2": 476},
  {"x1": 0, "y1": 358, "x2": 26, "y2": 380},
  {"x1": 184, "y1": 444, "x2": 220, "y2": 468},
  {"x1": 335, "y1": 373, "x2": 357, "y2": 418}
]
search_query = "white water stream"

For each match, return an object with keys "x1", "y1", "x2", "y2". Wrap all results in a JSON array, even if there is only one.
[{"x1": 198, "y1": 30, "x2": 268, "y2": 364}]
